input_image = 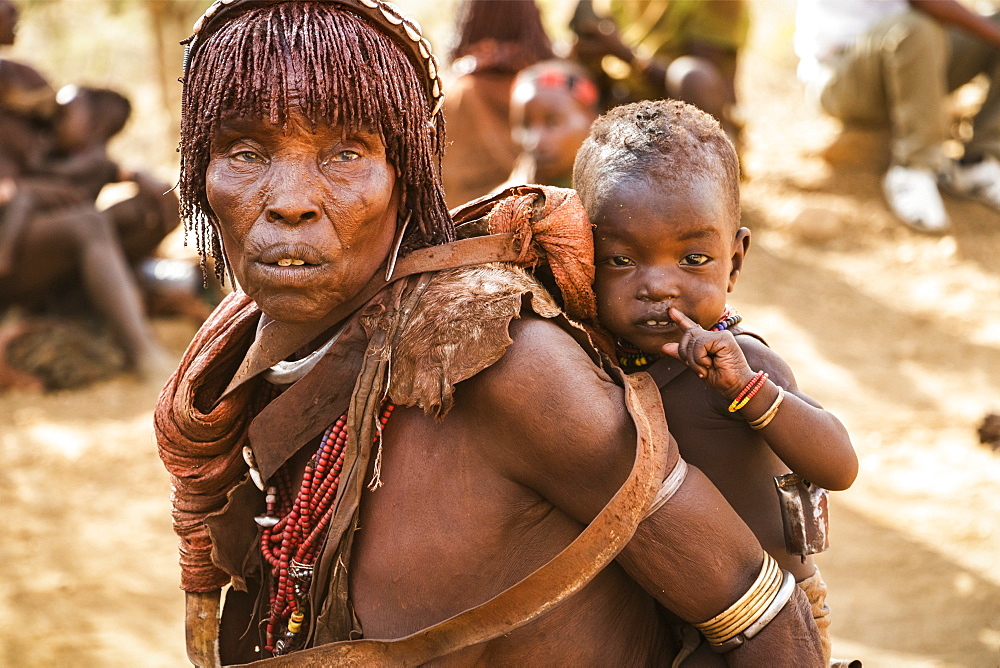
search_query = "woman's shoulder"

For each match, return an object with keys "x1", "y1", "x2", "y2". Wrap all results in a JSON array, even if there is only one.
[{"x1": 388, "y1": 263, "x2": 606, "y2": 417}]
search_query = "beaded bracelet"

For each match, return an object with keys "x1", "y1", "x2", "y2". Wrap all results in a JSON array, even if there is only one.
[
  {"x1": 749, "y1": 386, "x2": 785, "y2": 430},
  {"x1": 728, "y1": 371, "x2": 768, "y2": 413}
]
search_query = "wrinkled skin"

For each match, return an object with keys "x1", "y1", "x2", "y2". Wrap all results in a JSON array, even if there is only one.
[{"x1": 206, "y1": 111, "x2": 399, "y2": 324}]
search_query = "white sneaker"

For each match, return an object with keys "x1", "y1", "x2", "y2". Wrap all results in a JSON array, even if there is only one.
[
  {"x1": 883, "y1": 165, "x2": 950, "y2": 233},
  {"x1": 940, "y1": 156, "x2": 1000, "y2": 212}
]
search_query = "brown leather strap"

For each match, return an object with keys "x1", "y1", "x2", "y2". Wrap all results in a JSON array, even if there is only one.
[
  {"x1": 220, "y1": 233, "x2": 519, "y2": 399},
  {"x1": 232, "y1": 370, "x2": 676, "y2": 667}
]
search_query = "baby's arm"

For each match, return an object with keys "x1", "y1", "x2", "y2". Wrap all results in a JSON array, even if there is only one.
[{"x1": 663, "y1": 308, "x2": 857, "y2": 491}]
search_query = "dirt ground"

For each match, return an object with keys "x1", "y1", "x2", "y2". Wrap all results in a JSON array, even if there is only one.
[{"x1": 1, "y1": 1, "x2": 999, "y2": 666}]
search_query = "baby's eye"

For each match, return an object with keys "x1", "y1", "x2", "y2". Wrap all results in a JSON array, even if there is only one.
[
  {"x1": 604, "y1": 256, "x2": 635, "y2": 267},
  {"x1": 680, "y1": 254, "x2": 710, "y2": 266}
]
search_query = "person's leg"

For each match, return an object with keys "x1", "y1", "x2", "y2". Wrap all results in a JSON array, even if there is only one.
[
  {"x1": 821, "y1": 10, "x2": 949, "y2": 171},
  {"x1": 0, "y1": 205, "x2": 169, "y2": 376},
  {"x1": 936, "y1": 13, "x2": 1000, "y2": 211},
  {"x1": 819, "y1": 11, "x2": 951, "y2": 232},
  {"x1": 946, "y1": 13, "x2": 1000, "y2": 161},
  {"x1": 667, "y1": 40, "x2": 743, "y2": 146},
  {"x1": 666, "y1": 56, "x2": 727, "y2": 122}
]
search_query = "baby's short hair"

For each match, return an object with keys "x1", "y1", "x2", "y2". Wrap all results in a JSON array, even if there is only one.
[{"x1": 573, "y1": 99, "x2": 740, "y2": 228}]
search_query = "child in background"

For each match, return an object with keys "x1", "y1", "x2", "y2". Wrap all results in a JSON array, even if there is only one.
[
  {"x1": 0, "y1": 85, "x2": 178, "y2": 274},
  {"x1": 503, "y1": 59, "x2": 599, "y2": 190},
  {"x1": 575, "y1": 99, "x2": 858, "y2": 663}
]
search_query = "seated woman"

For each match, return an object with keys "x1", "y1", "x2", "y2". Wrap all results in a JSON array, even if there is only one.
[{"x1": 0, "y1": 29, "x2": 178, "y2": 378}]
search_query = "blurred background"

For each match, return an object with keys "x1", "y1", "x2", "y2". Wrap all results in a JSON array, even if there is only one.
[{"x1": 0, "y1": 0, "x2": 998, "y2": 666}]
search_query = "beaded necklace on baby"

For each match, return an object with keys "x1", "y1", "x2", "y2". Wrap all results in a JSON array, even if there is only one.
[{"x1": 616, "y1": 307, "x2": 741, "y2": 372}]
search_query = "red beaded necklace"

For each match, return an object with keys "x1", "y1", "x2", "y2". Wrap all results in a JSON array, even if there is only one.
[{"x1": 259, "y1": 402, "x2": 395, "y2": 655}]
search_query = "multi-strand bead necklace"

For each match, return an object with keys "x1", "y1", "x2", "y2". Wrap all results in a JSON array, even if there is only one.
[
  {"x1": 257, "y1": 402, "x2": 395, "y2": 655},
  {"x1": 617, "y1": 307, "x2": 742, "y2": 372}
]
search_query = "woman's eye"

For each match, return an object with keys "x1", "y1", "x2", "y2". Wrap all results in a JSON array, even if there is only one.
[
  {"x1": 605, "y1": 256, "x2": 635, "y2": 267},
  {"x1": 681, "y1": 254, "x2": 710, "y2": 266},
  {"x1": 232, "y1": 149, "x2": 262, "y2": 162},
  {"x1": 328, "y1": 150, "x2": 361, "y2": 163}
]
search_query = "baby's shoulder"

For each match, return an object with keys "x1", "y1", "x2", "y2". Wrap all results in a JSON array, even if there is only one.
[{"x1": 733, "y1": 331, "x2": 797, "y2": 386}]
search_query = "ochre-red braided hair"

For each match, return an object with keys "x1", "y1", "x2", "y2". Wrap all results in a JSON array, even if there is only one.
[{"x1": 179, "y1": 1, "x2": 453, "y2": 281}]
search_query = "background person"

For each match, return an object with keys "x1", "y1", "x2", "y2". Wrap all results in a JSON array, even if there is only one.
[
  {"x1": 440, "y1": 0, "x2": 554, "y2": 208},
  {"x1": 795, "y1": 0, "x2": 1000, "y2": 233},
  {"x1": 502, "y1": 59, "x2": 600, "y2": 190},
  {"x1": 570, "y1": 0, "x2": 750, "y2": 154}
]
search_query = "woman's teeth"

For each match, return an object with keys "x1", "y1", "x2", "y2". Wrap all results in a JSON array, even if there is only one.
[
  {"x1": 276, "y1": 258, "x2": 306, "y2": 266},
  {"x1": 646, "y1": 320, "x2": 671, "y2": 326}
]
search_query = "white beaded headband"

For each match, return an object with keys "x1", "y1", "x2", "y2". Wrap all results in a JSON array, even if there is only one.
[{"x1": 181, "y1": 0, "x2": 444, "y2": 117}]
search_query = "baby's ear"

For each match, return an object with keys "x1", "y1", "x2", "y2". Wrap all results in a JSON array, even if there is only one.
[{"x1": 728, "y1": 227, "x2": 751, "y2": 292}]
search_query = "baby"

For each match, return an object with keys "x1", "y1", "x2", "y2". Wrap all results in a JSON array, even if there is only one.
[
  {"x1": 0, "y1": 85, "x2": 132, "y2": 275},
  {"x1": 575, "y1": 99, "x2": 858, "y2": 663}
]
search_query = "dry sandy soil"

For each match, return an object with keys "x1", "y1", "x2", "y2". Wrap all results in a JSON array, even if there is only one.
[{"x1": 1, "y1": 0, "x2": 999, "y2": 666}]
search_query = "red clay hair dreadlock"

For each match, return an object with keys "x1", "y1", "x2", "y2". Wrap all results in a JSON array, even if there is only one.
[{"x1": 179, "y1": 1, "x2": 453, "y2": 281}]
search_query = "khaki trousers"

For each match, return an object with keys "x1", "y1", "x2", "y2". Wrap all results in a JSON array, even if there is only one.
[{"x1": 817, "y1": 8, "x2": 1000, "y2": 171}]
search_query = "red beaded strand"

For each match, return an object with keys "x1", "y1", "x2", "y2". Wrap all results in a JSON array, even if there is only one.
[{"x1": 260, "y1": 403, "x2": 395, "y2": 655}]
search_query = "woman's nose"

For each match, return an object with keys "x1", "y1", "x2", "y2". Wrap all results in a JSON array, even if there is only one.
[
  {"x1": 265, "y1": 202, "x2": 319, "y2": 225},
  {"x1": 264, "y1": 158, "x2": 321, "y2": 224}
]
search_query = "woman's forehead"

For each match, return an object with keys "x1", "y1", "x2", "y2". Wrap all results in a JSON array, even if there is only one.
[{"x1": 213, "y1": 111, "x2": 384, "y2": 143}]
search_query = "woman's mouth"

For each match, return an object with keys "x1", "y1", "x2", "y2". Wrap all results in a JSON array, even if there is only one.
[{"x1": 257, "y1": 244, "x2": 325, "y2": 268}]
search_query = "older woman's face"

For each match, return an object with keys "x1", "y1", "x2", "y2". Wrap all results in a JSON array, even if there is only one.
[{"x1": 206, "y1": 111, "x2": 399, "y2": 323}]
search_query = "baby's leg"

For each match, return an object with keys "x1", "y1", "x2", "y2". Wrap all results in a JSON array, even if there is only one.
[{"x1": 796, "y1": 568, "x2": 832, "y2": 665}]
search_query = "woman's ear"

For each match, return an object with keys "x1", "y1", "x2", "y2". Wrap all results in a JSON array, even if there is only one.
[{"x1": 728, "y1": 227, "x2": 751, "y2": 293}]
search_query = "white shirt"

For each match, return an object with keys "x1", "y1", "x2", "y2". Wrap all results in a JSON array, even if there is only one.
[{"x1": 794, "y1": 0, "x2": 910, "y2": 83}]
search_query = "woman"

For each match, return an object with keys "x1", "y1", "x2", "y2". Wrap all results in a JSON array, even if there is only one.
[{"x1": 158, "y1": 1, "x2": 822, "y2": 665}]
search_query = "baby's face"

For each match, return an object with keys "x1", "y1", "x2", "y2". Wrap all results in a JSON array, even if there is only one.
[
  {"x1": 593, "y1": 175, "x2": 746, "y2": 355},
  {"x1": 55, "y1": 98, "x2": 93, "y2": 152},
  {"x1": 510, "y1": 85, "x2": 595, "y2": 185}
]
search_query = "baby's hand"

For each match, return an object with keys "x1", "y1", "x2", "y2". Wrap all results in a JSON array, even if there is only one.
[{"x1": 661, "y1": 307, "x2": 755, "y2": 397}]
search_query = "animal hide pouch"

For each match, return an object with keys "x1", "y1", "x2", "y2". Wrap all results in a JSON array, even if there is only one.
[{"x1": 774, "y1": 473, "x2": 830, "y2": 560}]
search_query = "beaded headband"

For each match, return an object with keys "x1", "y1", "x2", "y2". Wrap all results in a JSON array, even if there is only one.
[
  {"x1": 181, "y1": 0, "x2": 444, "y2": 117},
  {"x1": 514, "y1": 63, "x2": 599, "y2": 110}
]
